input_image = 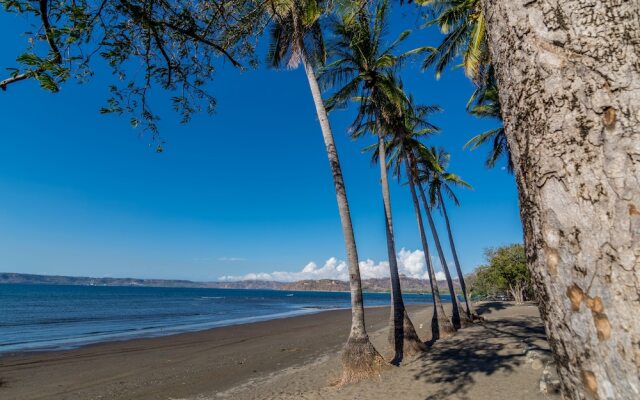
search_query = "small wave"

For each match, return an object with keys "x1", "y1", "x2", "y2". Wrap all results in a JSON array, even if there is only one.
[{"x1": 200, "y1": 296, "x2": 225, "y2": 299}]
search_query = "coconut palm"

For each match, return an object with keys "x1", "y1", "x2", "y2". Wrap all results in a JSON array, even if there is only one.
[
  {"x1": 413, "y1": 146, "x2": 463, "y2": 328},
  {"x1": 265, "y1": 0, "x2": 385, "y2": 383},
  {"x1": 422, "y1": 147, "x2": 474, "y2": 322},
  {"x1": 322, "y1": 0, "x2": 427, "y2": 361},
  {"x1": 384, "y1": 98, "x2": 457, "y2": 341}
]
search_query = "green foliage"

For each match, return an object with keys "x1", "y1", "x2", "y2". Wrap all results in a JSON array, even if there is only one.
[
  {"x1": 1, "y1": 0, "x2": 262, "y2": 140},
  {"x1": 470, "y1": 244, "x2": 532, "y2": 302},
  {"x1": 383, "y1": 97, "x2": 441, "y2": 184},
  {"x1": 418, "y1": 0, "x2": 489, "y2": 84},
  {"x1": 417, "y1": 1, "x2": 510, "y2": 172},
  {"x1": 417, "y1": 146, "x2": 471, "y2": 208},
  {"x1": 465, "y1": 69, "x2": 512, "y2": 172},
  {"x1": 265, "y1": 0, "x2": 328, "y2": 70},
  {"x1": 321, "y1": 0, "x2": 428, "y2": 140}
]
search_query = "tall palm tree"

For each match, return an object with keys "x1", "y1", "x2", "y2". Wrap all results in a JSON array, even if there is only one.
[
  {"x1": 265, "y1": 0, "x2": 385, "y2": 383},
  {"x1": 422, "y1": 147, "x2": 474, "y2": 322},
  {"x1": 322, "y1": 0, "x2": 426, "y2": 361},
  {"x1": 385, "y1": 99, "x2": 457, "y2": 341},
  {"x1": 414, "y1": 146, "x2": 462, "y2": 328}
]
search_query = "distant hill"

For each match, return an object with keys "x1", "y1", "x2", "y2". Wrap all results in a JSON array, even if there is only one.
[
  {"x1": 281, "y1": 277, "x2": 456, "y2": 293},
  {"x1": 0, "y1": 272, "x2": 459, "y2": 293}
]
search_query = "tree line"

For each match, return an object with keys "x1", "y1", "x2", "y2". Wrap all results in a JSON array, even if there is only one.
[
  {"x1": 2, "y1": 0, "x2": 638, "y2": 398},
  {"x1": 467, "y1": 243, "x2": 533, "y2": 304}
]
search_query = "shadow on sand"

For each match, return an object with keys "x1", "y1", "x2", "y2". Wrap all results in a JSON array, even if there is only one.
[
  {"x1": 413, "y1": 310, "x2": 550, "y2": 400},
  {"x1": 473, "y1": 301, "x2": 513, "y2": 315}
]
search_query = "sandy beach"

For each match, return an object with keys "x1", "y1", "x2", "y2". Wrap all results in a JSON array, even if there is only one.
[{"x1": 0, "y1": 302, "x2": 557, "y2": 400}]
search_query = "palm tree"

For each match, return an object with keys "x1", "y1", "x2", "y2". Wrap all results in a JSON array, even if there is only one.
[
  {"x1": 322, "y1": 0, "x2": 426, "y2": 361},
  {"x1": 265, "y1": 0, "x2": 385, "y2": 383},
  {"x1": 414, "y1": 146, "x2": 463, "y2": 328},
  {"x1": 385, "y1": 99, "x2": 457, "y2": 341},
  {"x1": 422, "y1": 147, "x2": 474, "y2": 322}
]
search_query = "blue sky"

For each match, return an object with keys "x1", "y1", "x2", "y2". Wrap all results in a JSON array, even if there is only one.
[{"x1": 0, "y1": 5, "x2": 522, "y2": 281}]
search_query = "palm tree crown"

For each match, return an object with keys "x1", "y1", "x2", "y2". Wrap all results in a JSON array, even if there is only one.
[
  {"x1": 267, "y1": 0, "x2": 327, "y2": 69},
  {"x1": 419, "y1": 0, "x2": 489, "y2": 83},
  {"x1": 322, "y1": 0, "x2": 425, "y2": 129},
  {"x1": 419, "y1": 146, "x2": 472, "y2": 208}
]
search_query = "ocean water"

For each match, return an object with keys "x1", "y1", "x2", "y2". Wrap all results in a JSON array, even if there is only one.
[{"x1": 0, "y1": 284, "x2": 448, "y2": 354}]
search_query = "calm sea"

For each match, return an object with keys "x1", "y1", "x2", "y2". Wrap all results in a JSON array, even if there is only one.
[{"x1": 0, "y1": 284, "x2": 446, "y2": 354}]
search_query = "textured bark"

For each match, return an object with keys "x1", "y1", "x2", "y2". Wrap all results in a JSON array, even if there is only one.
[
  {"x1": 418, "y1": 182, "x2": 462, "y2": 329},
  {"x1": 376, "y1": 133, "x2": 424, "y2": 361},
  {"x1": 407, "y1": 159, "x2": 456, "y2": 340},
  {"x1": 481, "y1": 1, "x2": 640, "y2": 398},
  {"x1": 302, "y1": 55, "x2": 385, "y2": 381},
  {"x1": 439, "y1": 190, "x2": 474, "y2": 319}
]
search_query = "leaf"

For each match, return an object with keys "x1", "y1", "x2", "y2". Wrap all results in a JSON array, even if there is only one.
[{"x1": 36, "y1": 73, "x2": 59, "y2": 92}]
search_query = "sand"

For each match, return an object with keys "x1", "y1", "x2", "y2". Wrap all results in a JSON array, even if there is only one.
[{"x1": 0, "y1": 302, "x2": 559, "y2": 400}]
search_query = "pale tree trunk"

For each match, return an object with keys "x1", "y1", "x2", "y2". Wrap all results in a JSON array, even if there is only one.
[
  {"x1": 375, "y1": 132, "x2": 424, "y2": 361},
  {"x1": 417, "y1": 182, "x2": 462, "y2": 329},
  {"x1": 481, "y1": 1, "x2": 640, "y2": 398},
  {"x1": 406, "y1": 158, "x2": 456, "y2": 340},
  {"x1": 301, "y1": 54, "x2": 385, "y2": 383},
  {"x1": 439, "y1": 189, "x2": 474, "y2": 320},
  {"x1": 509, "y1": 283, "x2": 524, "y2": 305}
]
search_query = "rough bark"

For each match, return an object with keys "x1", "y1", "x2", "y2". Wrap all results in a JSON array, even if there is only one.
[
  {"x1": 376, "y1": 133, "x2": 425, "y2": 361},
  {"x1": 481, "y1": 1, "x2": 640, "y2": 398},
  {"x1": 302, "y1": 54, "x2": 385, "y2": 383},
  {"x1": 418, "y1": 182, "x2": 462, "y2": 329},
  {"x1": 439, "y1": 190, "x2": 475, "y2": 319},
  {"x1": 509, "y1": 283, "x2": 525, "y2": 305},
  {"x1": 406, "y1": 159, "x2": 456, "y2": 340}
]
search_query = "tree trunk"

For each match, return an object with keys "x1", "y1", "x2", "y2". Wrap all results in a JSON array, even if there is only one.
[
  {"x1": 376, "y1": 133, "x2": 424, "y2": 361},
  {"x1": 439, "y1": 189, "x2": 474, "y2": 320},
  {"x1": 406, "y1": 158, "x2": 456, "y2": 340},
  {"x1": 417, "y1": 182, "x2": 462, "y2": 329},
  {"x1": 509, "y1": 283, "x2": 524, "y2": 305},
  {"x1": 481, "y1": 1, "x2": 640, "y2": 398},
  {"x1": 301, "y1": 54, "x2": 385, "y2": 383}
]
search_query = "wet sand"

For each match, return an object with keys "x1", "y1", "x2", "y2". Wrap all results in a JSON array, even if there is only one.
[{"x1": 0, "y1": 303, "x2": 557, "y2": 400}]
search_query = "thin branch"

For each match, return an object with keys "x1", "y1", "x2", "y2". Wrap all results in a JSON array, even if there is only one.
[
  {"x1": 160, "y1": 20, "x2": 243, "y2": 68},
  {"x1": 0, "y1": 72, "x2": 34, "y2": 91},
  {"x1": 39, "y1": 0, "x2": 62, "y2": 64}
]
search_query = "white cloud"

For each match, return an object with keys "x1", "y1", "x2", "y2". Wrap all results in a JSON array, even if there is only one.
[
  {"x1": 218, "y1": 257, "x2": 246, "y2": 262},
  {"x1": 219, "y1": 248, "x2": 448, "y2": 282}
]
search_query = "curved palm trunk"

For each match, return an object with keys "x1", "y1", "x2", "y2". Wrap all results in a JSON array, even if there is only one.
[
  {"x1": 417, "y1": 182, "x2": 461, "y2": 329},
  {"x1": 301, "y1": 54, "x2": 385, "y2": 383},
  {"x1": 406, "y1": 158, "x2": 455, "y2": 340},
  {"x1": 376, "y1": 133, "x2": 424, "y2": 362},
  {"x1": 438, "y1": 190, "x2": 474, "y2": 321}
]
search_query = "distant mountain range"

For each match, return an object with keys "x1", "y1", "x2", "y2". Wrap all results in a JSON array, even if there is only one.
[{"x1": 0, "y1": 272, "x2": 459, "y2": 293}]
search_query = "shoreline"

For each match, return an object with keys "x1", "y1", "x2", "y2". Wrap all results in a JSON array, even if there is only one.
[
  {"x1": 1, "y1": 284, "x2": 449, "y2": 356},
  {"x1": 0, "y1": 305, "x2": 406, "y2": 399},
  {"x1": 0, "y1": 303, "x2": 405, "y2": 357},
  {"x1": 0, "y1": 302, "x2": 552, "y2": 400},
  {"x1": 0, "y1": 306, "x2": 331, "y2": 357}
]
